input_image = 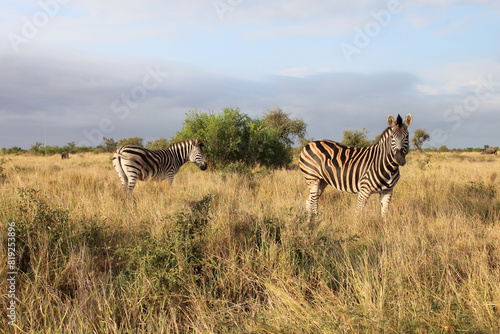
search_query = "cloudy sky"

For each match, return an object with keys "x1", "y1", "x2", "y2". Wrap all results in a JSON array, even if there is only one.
[{"x1": 1, "y1": 0, "x2": 499, "y2": 149}]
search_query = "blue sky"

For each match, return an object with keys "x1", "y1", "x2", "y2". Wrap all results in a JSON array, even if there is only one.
[{"x1": 0, "y1": 0, "x2": 499, "y2": 149}]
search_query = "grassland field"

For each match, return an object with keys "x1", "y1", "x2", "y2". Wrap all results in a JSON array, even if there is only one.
[{"x1": 0, "y1": 151, "x2": 499, "y2": 333}]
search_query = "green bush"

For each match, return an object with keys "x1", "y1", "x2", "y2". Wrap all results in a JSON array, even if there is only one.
[
  {"x1": 117, "y1": 136, "x2": 144, "y2": 148},
  {"x1": 146, "y1": 137, "x2": 170, "y2": 150},
  {"x1": 174, "y1": 107, "x2": 292, "y2": 168},
  {"x1": 342, "y1": 128, "x2": 373, "y2": 148}
]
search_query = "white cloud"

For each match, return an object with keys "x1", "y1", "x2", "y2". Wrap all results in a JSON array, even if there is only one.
[
  {"x1": 417, "y1": 60, "x2": 500, "y2": 95},
  {"x1": 0, "y1": 0, "x2": 499, "y2": 149}
]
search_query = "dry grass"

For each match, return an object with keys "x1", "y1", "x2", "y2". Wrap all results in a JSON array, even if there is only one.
[{"x1": 1, "y1": 151, "x2": 499, "y2": 333}]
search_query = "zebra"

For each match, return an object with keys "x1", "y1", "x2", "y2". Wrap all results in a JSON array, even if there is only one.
[
  {"x1": 112, "y1": 138, "x2": 208, "y2": 193},
  {"x1": 299, "y1": 114, "x2": 412, "y2": 220},
  {"x1": 61, "y1": 151, "x2": 69, "y2": 159}
]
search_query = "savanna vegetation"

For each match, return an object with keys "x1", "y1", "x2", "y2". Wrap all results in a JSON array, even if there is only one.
[{"x1": 1, "y1": 149, "x2": 499, "y2": 333}]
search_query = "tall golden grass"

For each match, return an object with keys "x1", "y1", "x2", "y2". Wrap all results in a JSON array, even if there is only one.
[{"x1": 1, "y1": 151, "x2": 499, "y2": 333}]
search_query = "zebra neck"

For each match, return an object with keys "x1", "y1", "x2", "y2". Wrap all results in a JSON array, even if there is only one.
[
  {"x1": 377, "y1": 135, "x2": 399, "y2": 169},
  {"x1": 167, "y1": 143, "x2": 191, "y2": 165}
]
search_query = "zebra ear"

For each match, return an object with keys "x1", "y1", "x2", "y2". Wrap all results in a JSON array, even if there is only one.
[
  {"x1": 387, "y1": 115, "x2": 396, "y2": 127},
  {"x1": 193, "y1": 138, "x2": 204, "y2": 147},
  {"x1": 403, "y1": 114, "x2": 412, "y2": 127}
]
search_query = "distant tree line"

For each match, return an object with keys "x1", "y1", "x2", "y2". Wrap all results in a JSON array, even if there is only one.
[
  {"x1": 2, "y1": 114, "x2": 497, "y2": 163},
  {"x1": 1, "y1": 107, "x2": 309, "y2": 169},
  {"x1": 340, "y1": 127, "x2": 498, "y2": 153}
]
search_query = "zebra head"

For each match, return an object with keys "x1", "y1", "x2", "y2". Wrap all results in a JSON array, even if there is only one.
[
  {"x1": 188, "y1": 138, "x2": 208, "y2": 171},
  {"x1": 387, "y1": 114, "x2": 412, "y2": 166}
]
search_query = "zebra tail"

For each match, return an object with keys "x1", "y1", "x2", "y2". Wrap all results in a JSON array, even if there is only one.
[{"x1": 115, "y1": 152, "x2": 138, "y2": 162}]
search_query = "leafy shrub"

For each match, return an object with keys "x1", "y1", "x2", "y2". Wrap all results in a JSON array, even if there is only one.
[
  {"x1": 174, "y1": 107, "x2": 293, "y2": 169},
  {"x1": 120, "y1": 194, "x2": 214, "y2": 293},
  {"x1": 16, "y1": 188, "x2": 72, "y2": 272},
  {"x1": 117, "y1": 136, "x2": 144, "y2": 147},
  {"x1": 0, "y1": 157, "x2": 7, "y2": 183},
  {"x1": 342, "y1": 128, "x2": 373, "y2": 148},
  {"x1": 146, "y1": 137, "x2": 170, "y2": 150}
]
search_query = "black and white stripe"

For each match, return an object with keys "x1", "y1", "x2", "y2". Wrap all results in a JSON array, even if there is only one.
[
  {"x1": 299, "y1": 114, "x2": 412, "y2": 219},
  {"x1": 112, "y1": 138, "x2": 207, "y2": 193}
]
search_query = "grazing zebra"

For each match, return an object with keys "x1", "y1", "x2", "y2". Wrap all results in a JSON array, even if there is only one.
[
  {"x1": 61, "y1": 151, "x2": 69, "y2": 159},
  {"x1": 299, "y1": 114, "x2": 412, "y2": 220},
  {"x1": 112, "y1": 138, "x2": 208, "y2": 193}
]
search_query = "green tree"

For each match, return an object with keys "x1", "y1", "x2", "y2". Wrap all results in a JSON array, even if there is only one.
[
  {"x1": 146, "y1": 137, "x2": 170, "y2": 150},
  {"x1": 341, "y1": 128, "x2": 372, "y2": 148},
  {"x1": 248, "y1": 119, "x2": 291, "y2": 167},
  {"x1": 411, "y1": 129, "x2": 430, "y2": 151},
  {"x1": 61, "y1": 142, "x2": 76, "y2": 154},
  {"x1": 174, "y1": 107, "x2": 293, "y2": 168},
  {"x1": 263, "y1": 108, "x2": 307, "y2": 147},
  {"x1": 3, "y1": 147, "x2": 25, "y2": 154},
  {"x1": 117, "y1": 137, "x2": 143, "y2": 148},
  {"x1": 102, "y1": 137, "x2": 118, "y2": 152},
  {"x1": 29, "y1": 142, "x2": 44, "y2": 155},
  {"x1": 438, "y1": 145, "x2": 449, "y2": 152},
  {"x1": 174, "y1": 108, "x2": 250, "y2": 166}
]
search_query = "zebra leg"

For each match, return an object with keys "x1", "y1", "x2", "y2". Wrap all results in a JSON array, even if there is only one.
[
  {"x1": 305, "y1": 179, "x2": 328, "y2": 219},
  {"x1": 380, "y1": 189, "x2": 393, "y2": 220},
  {"x1": 167, "y1": 174, "x2": 174, "y2": 186},
  {"x1": 118, "y1": 160, "x2": 139, "y2": 194},
  {"x1": 126, "y1": 172, "x2": 138, "y2": 194},
  {"x1": 355, "y1": 189, "x2": 371, "y2": 218}
]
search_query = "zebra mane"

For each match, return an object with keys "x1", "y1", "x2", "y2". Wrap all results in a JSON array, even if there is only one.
[
  {"x1": 169, "y1": 138, "x2": 204, "y2": 150},
  {"x1": 396, "y1": 114, "x2": 403, "y2": 126},
  {"x1": 377, "y1": 126, "x2": 392, "y2": 144}
]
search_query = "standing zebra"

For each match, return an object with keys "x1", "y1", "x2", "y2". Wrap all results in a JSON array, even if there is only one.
[
  {"x1": 112, "y1": 138, "x2": 208, "y2": 193},
  {"x1": 299, "y1": 114, "x2": 412, "y2": 220}
]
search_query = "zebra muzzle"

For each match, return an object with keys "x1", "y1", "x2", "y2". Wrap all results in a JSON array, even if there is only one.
[{"x1": 394, "y1": 149, "x2": 406, "y2": 166}]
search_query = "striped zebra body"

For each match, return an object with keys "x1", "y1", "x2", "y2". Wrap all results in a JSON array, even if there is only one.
[
  {"x1": 112, "y1": 138, "x2": 207, "y2": 193},
  {"x1": 299, "y1": 114, "x2": 412, "y2": 219}
]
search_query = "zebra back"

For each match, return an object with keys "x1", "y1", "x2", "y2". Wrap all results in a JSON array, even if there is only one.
[{"x1": 300, "y1": 139, "x2": 387, "y2": 194}]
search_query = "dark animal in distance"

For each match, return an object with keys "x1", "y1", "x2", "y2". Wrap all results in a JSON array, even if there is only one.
[
  {"x1": 481, "y1": 148, "x2": 497, "y2": 155},
  {"x1": 61, "y1": 152, "x2": 70, "y2": 159}
]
